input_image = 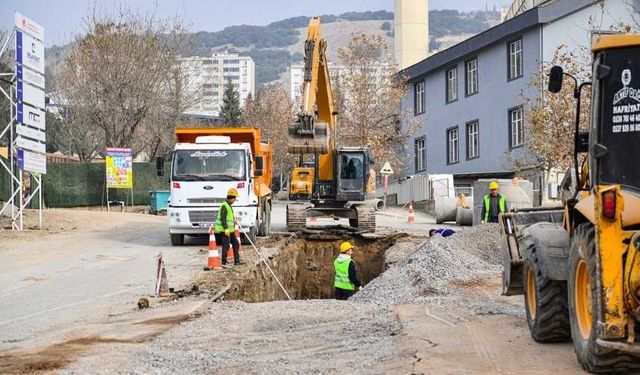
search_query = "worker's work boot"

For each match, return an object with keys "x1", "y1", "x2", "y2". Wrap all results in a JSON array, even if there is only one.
[{"x1": 234, "y1": 259, "x2": 246, "y2": 265}]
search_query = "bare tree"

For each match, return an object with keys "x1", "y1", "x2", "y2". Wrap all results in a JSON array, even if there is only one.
[
  {"x1": 333, "y1": 33, "x2": 414, "y2": 169},
  {"x1": 507, "y1": 46, "x2": 591, "y2": 195},
  {"x1": 243, "y1": 83, "x2": 295, "y2": 184},
  {"x1": 55, "y1": 7, "x2": 198, "y2": 159}
]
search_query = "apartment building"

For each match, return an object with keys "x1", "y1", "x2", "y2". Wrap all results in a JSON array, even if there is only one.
[
  {"x1": 401, "y1": 0, "x2": 636, "y2": 185},
  {"x1": 179, "y1": 53, "x2": 255, "y2": 117}
]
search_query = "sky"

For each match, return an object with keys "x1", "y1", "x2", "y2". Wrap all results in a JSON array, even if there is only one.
[{"x1": 2, "y1": 0, "x2": 509, "y2": 46}]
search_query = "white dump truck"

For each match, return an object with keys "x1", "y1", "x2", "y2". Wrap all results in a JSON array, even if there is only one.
[{"x1": 157, "y1": 127, "x2": 272, "y2": 246}]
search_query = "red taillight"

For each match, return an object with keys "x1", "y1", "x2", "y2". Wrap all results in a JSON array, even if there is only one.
[
  {"x1": 237, "y1": 182, "x2": 245, "y2": 189},
  {"x1": 602, "y1": 191, "x2": 616, "y2": 219},
  {"x1": 173, "y1": 182, "x2": 181, "y2": 189}
]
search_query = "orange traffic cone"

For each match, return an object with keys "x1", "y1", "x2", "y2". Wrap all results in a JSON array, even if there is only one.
[
  {"x1": 235, "y1": 225, "x2": 242, "y2": 253},
  {"x1": 226, "y1": 235, "x2": 235, "y2": 263},
  {"x1": 407, "y1": 202, "x2": 416, "y2": 224},
  {"x1": 205, "y1": 226, "x2": 222, "y2": 271}
]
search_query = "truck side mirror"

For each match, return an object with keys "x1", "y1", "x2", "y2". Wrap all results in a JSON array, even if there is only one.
[
  {"x1": 255, "y1": 156, "x2": 264, "y2": 177},
  {"x1": 156, "y1": 156, "x2": 165, "y2": 177},
  {"x1": 548, "y1": 66, "x2": 564, "y2": 93}
]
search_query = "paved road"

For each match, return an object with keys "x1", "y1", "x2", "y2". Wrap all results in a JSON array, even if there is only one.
[
  {"x1": 271, "y1": 199, "x2": 452, "y2": 236},
  {"x1": 0, "y1": 212, "x2": 201, "y2": 352}
]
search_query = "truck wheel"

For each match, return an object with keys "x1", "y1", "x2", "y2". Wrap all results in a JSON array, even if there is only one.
[
  {"x1": 264, "y1": 202, "x2": 271, "y2": 236},
  {"x1": 170, "y1": 234, "x2": 184, "y2": 246},
  {"x1": 568, "y1": 224, "x2": 640, "y2": 373},
  {"x1": 522, "y1": 253, "x2": 571, "y2": 342},
  {"x1": 248, "y1": 219, "x2": 258, "y2": 244}
]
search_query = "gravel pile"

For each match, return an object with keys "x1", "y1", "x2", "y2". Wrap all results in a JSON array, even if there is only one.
[
  {"x1": 128, "y1": 300, "x2": 401, "y2": 374},
  {"x1": 352, "y1": 224, "x2": 503, "y2": 305}
]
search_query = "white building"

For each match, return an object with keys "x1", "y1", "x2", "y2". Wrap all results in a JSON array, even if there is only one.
[
  {"x1": 287, "y1": 62, "x2": 393, "y2": 110},
  {"x1": 179, "y1": 53, "x2": 255, "y2": 117}
]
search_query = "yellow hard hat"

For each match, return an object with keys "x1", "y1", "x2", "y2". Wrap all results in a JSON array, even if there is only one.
[
  {"x1": 339, "y1": 241, "x2": 353, "y2": 253},
  {"x1": 227, "y1": 188, "x2": 239, "y2": 198},
  {"x1": 489, "y1": 181, "x2": 499, "y2": 190}
]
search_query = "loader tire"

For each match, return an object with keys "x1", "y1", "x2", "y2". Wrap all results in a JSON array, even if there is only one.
[
  {"x1": 522, "y1": 235, "x2": 571, "y2": 343},
  {"x1": 568, "y1": 224, "x2": 640, "y2": 373}
]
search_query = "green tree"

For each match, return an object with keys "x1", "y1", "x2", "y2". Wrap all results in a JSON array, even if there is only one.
[{"x1": 219, "y1": 79, "x2": 243, "y2": 126}]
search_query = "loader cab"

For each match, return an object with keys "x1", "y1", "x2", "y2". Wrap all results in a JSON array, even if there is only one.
[
  {"x1": 591, "y1": 39, "x2": 640, "y2": 192},
  {"x1": 336, "y1": 147, "x2": 371, "y2": 202}
]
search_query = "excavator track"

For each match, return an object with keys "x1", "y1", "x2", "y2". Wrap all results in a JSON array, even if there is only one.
[
  {"x1": 354, "y1": 205, "x2": 376, "y2": 232},
  {"x1": 286, "y1": 204, "x2": 307, "y2": 232}
]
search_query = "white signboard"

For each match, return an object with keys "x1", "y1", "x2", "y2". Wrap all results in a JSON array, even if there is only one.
[
  {"x1": 16, "y1": 136, "x2": 46, "y2": 154},
  {"x1": 18, "y1": 149, "x2": 47, "y2": 174},
  {"x1": 15, "y1": 12, "x2": 44, "y2": 40},
  {"x1": 17, "y1": 103, "x2": 45, "y2": 130},
  {"x1": 16, "y1": 31, "x2": 44, "y2": 75},
  {"x1": 17, "y1": 81, "x2": 45, "y2": 110},
  {"x1": 17, "y1": 65, "x2": 44, "y2": 89},
  {"x1": 17, "y1": 124, "x2": 46, "y2": 142}
]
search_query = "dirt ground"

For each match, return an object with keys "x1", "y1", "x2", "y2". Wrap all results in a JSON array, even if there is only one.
[{"x1": 0, "y1": 208, "x2": 585, "y2": 374}]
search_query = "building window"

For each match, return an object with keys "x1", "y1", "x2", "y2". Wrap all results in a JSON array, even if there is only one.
[
  {"x1": 508, "y1": 38, "x2": 523, "y2": 80},
  {"x1": 465, "y1": 58, "x2": 478, "y2": 96},
  {"x1": 446, "y1": 127, "x2": 459, "y2": 164},
  {"x1": 466, "y1": 120, "x2": 479, "y2": 159},
  {"x1": 414, "y1": 81, "x2": 425, "y2": 115},
  {"x1": 446, "y1": 66, "x2": 458, "y2": 103},
  {"x1": 509, "y1": 106, "x2": 524, "y2": 148},
  {"x1": 414, "y1": 137, "x2": 426, "y2": 172}
]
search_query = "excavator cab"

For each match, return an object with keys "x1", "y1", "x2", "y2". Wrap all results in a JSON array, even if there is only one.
[{"x1": 336, "y1": 148, "x2": 371, "y2": 202}]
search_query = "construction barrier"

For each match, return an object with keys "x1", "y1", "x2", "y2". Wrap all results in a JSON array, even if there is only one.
[{"x1": 205, "y1": 227, "x2": 222, "y2": 270}]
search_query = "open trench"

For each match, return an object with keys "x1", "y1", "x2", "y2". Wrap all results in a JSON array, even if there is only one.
[{"x1": 226, "y1": 236, "x2": 396, "y2": 302}]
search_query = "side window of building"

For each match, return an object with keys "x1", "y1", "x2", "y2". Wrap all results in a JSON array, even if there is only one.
[
  {"x1": 446, "y1": 127, "x2": 459, "y2": 164},
  {"x1": 466, "y1": 120, "x2": 479, "y2": 159},
  {"x1": 414, "y1": 81, "x2": 425, "y2": 115},
  {"x1": 508, "y1": 38, "x2": 523, "y2": 80},
  {"x1": 414, "y1": 136, "x2": 426, "y2": 172},
  {"x1": 509, "y1": 106, "x2": 524, "y2": 148},
  {"x1": 446, "y1": 66, "x2": 458, "y2": 103},
  {"x1": 465, "y1": 58, "x2": 478, "y2": 96}
]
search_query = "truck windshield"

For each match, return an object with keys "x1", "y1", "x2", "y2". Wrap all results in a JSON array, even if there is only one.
[
  {"x1": 597, "y1": 47, "x2": 640, "y2": 190},
  {"x1": 172, "y1": 150, "x2": 246, "y2": 181}
]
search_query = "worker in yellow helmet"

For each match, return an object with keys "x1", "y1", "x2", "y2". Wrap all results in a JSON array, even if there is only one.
[
  {"x1": 333, "y1": 241, "x2": 361, "y2": 300},
  {"x1": 481, "y1": 181, "x2": 507, "y2": 223},
  {"x1": 214, "y1": 188, "x2": 244, "y2": 267}
]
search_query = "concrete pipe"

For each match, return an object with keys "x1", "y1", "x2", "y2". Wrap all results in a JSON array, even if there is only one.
[
  {"x1": 434, "y1": 197, "x2": 457, "y2": 224},
  {"x1": 366, "y1": 199, "x2": 384, "y2": 211},
  {"x1": 455, "y1": 207, "x2": 473, "y2": 226}
]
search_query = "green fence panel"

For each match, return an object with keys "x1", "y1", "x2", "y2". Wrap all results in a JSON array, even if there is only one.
[
  {"x1": 42, "y1": 162, "x2": 170, "y2": 208},
  {"x1": 0, "y1": 156, "x2": 9, "y2": 202}
]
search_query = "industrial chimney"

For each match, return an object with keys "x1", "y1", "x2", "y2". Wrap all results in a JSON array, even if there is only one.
[{"x1": 394, "y1": 0, "x2": 428, "y2": 70}]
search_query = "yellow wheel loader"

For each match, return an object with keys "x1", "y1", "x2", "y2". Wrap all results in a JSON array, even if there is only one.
[{"x1": 501, "y1": 34, "x2": 640, "y2": 372}]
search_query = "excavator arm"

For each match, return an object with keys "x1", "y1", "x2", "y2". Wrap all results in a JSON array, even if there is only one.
[{"x1": 288, "y1": 17, "x2": 335, "y2": 183}]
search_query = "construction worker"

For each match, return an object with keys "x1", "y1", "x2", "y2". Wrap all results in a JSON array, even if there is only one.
[
  {"x1": 334, "y1": 241, "x2": 361, "y2": 300},
  {"x1": 481, "y1": 181, "x2": 507, "y2": 223},
  {"x1": 214, "y1": 188, "x2": 244, "y2": 267}
]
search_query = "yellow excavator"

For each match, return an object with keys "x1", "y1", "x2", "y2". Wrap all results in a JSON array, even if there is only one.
[
  {"x1": 286, "y1": 17, "x2": 375, "y2": 232},
  {"x1": 501, "y1": 34, "x2": 640, "y2": 372}
]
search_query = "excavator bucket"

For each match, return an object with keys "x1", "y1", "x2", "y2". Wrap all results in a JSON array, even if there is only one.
[{"x1": 287, "y1": 122, "x2": 329, "y2": 154}]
